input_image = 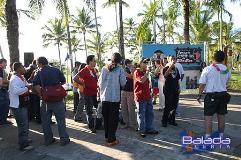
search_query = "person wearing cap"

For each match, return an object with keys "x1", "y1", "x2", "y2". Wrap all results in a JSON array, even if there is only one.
[
  {"x1": 162, "y1": 57, "x2": 181, "y2": 127},
  {"x1": 120, "y1": 59, "x2": 137, "y2": 129},
  {"x1": 9, "y1": 62, "x2": 33, "y2": 151},
  {"x1": 134, "y1": 58, "x2": 158, "y2": 138},
  {"x1": 198, "y1": 50, "x2": 231, "y2": 139}
]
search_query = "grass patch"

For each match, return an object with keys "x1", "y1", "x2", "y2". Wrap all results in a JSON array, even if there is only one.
[{"x1": 228, "y1": 71, "x2": 241, "y2": 91}]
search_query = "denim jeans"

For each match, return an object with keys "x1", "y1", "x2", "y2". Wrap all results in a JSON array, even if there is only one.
[
  {"x1": 84, "y1": 96, "x2": 95, "y2": 129},
  {"x1": 11, "y1": 107, "x2": 29, "y2": 147},
  {"x1": 0, "y1": 89, "x2": 10, "y2": 123},
  {"x1": 74, "y1": 92, "x2": 85, "y2": 120},
  {"x1": 135, "y1": 100, "x2": 155, "y2": 133},
  {"x1": 40, "y1": 100, "x2": 69, "y2": 144},
  {"x1": 73, "y1": 91, "x2": 79, "y2": 113}
]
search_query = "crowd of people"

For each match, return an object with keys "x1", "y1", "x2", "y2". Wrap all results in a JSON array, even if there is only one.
[{"x1": 0, "y1": 50, "x2": 231, "y2": 152}]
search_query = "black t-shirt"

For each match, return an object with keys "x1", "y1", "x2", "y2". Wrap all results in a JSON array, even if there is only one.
[
  {"x1": 122, "y1": 67, "x2": 133, "y2": 92},
  {"x1": 163, "y1": 66, "x2": 180, "y2": 94}
]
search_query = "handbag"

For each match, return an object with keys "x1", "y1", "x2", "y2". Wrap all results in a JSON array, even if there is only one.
[{"x1": 39, "y1": 71, "x2": 67, "y2": 102}]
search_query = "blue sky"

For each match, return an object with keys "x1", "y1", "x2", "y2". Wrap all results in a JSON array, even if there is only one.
[{"x1": 0, "y1": 0, "x2": 241, "y2": 64}]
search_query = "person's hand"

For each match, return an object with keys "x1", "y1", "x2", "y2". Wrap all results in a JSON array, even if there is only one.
[
  {"x1": 26, "y1": 84, "x2": 33, "y2": 90},
  {"x1": 197, "y1": 94, "x2": 202, "y2": 104},
  {"x1": 145, "y1": 70, "x2": 149, "y2": 77},
  {"x1": 171, "y1": 61, "x2": 175, "y2": 68}
]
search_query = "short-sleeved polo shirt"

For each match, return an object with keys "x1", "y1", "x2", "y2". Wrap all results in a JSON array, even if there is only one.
[{"x1": 199, "y1": 64, "x2": 231, "y2": 93}]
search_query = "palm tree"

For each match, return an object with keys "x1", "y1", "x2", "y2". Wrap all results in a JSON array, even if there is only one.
[
  {"x1": 102, "y1": 0, "x2": 129, "y2": 56},
  {"x1": 190, "y1": 2, "x2": 214, "y2": 43},
  {"x1": 42, "y1": 18, "x2": 66, "y2": 69},
  {"x1": 138, "y1": 0, "x2": 161, "y2": 43},
  {"x1": 87, "y1": 33, "x2": 107, "y2": 68},
  {"x1": 84, "y1": 0, "x2": 101, "y2": 61},
  {"x1": 204, "y1": 0, "x2": 240, "y2": 49},
  {"x1": 105, "y1": 31, "x2": 118, "y2": 53},
  {"x1": 119, "y1": 0, "x2": 125, "y2": 58},
  {"x1": 182, "y1": 0, "x2": 190, "y2": 44},
  {"x1": 4, "y1": 0, "x2": 73, "y2": 69},
  {"x1": 123, "y1": 18, "x2": 139, "y2": 57},
  {"x1": 73, "y1": 7, "x2": 96, "y2": 58},
  {"x1": 5, "y1": 0, "x2": 19, "y2": 63},
  {"x1": 0, "y1": 0, "x2": 6, "y2": 27},
  {"x1": 70, "y1": 35, "x2": 84, "y2": 62},
  {"x1": 164, "y1": 0, "x2": 181, "y2": 43}
]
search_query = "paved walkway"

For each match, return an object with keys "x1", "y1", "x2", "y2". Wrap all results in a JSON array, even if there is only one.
[{"x1": 0, "y1": 92, "x2": 241, "y2": 160}]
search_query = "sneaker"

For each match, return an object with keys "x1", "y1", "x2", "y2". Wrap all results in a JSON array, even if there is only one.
[
  {"x1": 0, "y1": 120, "x2": 13, "y2": 125},
  {"x1": 74, "y1": 118, "x2": 83, "y2": 122},
  {"x1": 45, "y1": 138, "x2": 56, "y2": 146},
  {"x1": 50, "y1": 121, "x2": 56, "y2": 125},
  {"x1": 106, "y1": 139, "x2": 120, "y2": 146},
  {"x1": 60, "y1": 139, "x2": 70, "y2": 146},
  {"x1": 168, "y1": 122, "x2": 178, "y2": 126},
  {"x1": 146, "y1": 130, "x2": 159, "y2": 135},
  {"x1": 90, "y1": 128, "x2": 96, "y2": 133},
  {"x1": 162, "y1": 122, "x2": 167, "y2": 127},
  {"x1": 20, "y1": 144, "x2": 34, "y2": 151},
  {"x1": 140, "y1": 133, "x2": 146, "y2": 138}
]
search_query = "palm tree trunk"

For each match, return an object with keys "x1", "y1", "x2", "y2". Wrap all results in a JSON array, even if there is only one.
[
  {"x1": 160, "y1": 0, "x2": 166, "y2": 43},
  {"x1": 93, "y1": 0, "x2": 101, "y2": 63},
  {"x1": 83, "y1": 32, "x2": 88, "y2": 58},
  {"x1": 63, "y1": 0, "x2": 73, "y2": 72},
  {"x1": 115, "y1": 3, "x2": 119, "y2": 44},
  {"x1": 119, "y1": 0, "x2": 125, "y2": 59},
  {"x1": 153, "y1": 20, "x2": 156, "y2": 43},
  {"x1": 5, "y1": 0, "x2": 19, "y2": 63},
  {"x1": 74, "y1": 52, "x2": 76, "y2": 62},
  {"x1": 219, "y1": 3, "x2": 223, "y2": 50},
  {"x1": 57, "y1": 42, "x2": 61, "y2": 70},
  {"x1": 183, "y1": 0, "x2": 190, "y2": 44}
]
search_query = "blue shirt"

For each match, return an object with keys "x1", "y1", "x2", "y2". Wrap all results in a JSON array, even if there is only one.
[
  {"x1": 99, "y1": 66, "x2": 126, "y2": 102},
  {"x1": 32, "y1": 65, "x2": 66, "y2": 87}
]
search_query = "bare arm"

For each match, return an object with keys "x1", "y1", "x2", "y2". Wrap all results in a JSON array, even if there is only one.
[
  {"x1": 197, "y1": 83, "x2": 206, "y2": 102},
  {"x1": 198, "y1": 84, "x2": 206, "y2": 95},
  {"x1": 73, "y1": 74, "x2": 84, "y2": 85}
]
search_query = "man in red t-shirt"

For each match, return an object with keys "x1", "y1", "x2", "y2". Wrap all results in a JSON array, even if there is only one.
[
  {"x1": 74, "y1": 55, "x2": 98, "y2": 133},
  {"x1": 133, "y1": 58, "x2": 158, "y2": 138}
]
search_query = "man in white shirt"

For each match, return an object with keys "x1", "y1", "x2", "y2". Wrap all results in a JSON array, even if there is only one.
[
  {"x1": 198, "y1": 51, "x2": 231, "y2": 138},
  {"x1": 9, "y1": 62, "x2": 33, "y2": 151}
]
